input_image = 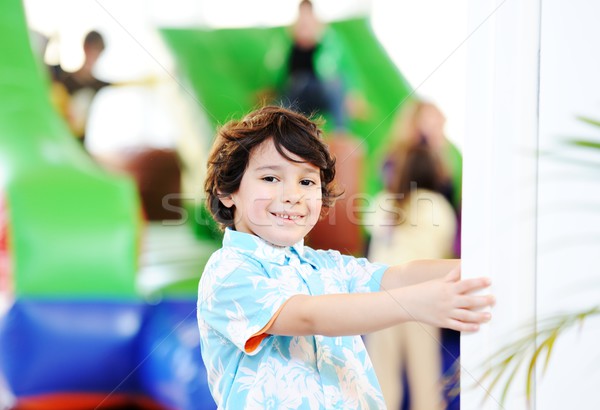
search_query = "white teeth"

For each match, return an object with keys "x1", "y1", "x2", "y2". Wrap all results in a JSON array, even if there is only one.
[{"x1": 275, "y1": 213, "x2": 300, "y2": 220}]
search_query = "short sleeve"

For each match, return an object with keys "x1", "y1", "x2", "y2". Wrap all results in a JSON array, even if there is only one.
[
  {"x1": 324, "y1": 250, "x2": 388, "y2": 293},
  {"x1": 198, "y1": 249, "x2": 304, "y2": 355}
]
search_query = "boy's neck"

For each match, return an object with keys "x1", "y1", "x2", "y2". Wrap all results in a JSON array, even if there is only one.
[{"x1": 230, "y1": 227, "x2": 298, "y2": 250}]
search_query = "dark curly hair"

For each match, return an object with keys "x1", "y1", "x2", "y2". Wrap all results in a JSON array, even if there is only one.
[{"x1": 205, "y1": 106, "x2": 341, "y2": 230}]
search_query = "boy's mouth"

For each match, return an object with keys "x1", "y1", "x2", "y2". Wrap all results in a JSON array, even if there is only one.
[{"x1": 272, "y1": 212, "x2": 303, "y2": 221}]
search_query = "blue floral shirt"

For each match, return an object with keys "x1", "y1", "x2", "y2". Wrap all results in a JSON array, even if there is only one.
[{"x1": 197, "y1": 229, "x2": 388, "y2": 409}]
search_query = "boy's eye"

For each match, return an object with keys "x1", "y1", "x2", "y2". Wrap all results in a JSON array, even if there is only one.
[
  {"x1": 300, "y1": 179, "x2": 316, "y2": 186},
  {"x1": 262, "y1": 176, "x2": 278, "y2": 183}
]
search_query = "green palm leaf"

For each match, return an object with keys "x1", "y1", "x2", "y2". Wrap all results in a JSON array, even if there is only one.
[{"x1": 481, "y1": 306, "x2": 600, "y2": 407}]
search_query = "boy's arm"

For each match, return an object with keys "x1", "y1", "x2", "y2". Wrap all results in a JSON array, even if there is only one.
[
  {"x1": 380, "y1": 259, "x2": 460, "y2": 290},
  {"x1": 267, "y1": 266, "x2": 493, "y2": 337}
]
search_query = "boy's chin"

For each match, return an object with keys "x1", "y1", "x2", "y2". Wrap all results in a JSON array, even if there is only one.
[
  {"x1": 260, "y1": 231, "x2": 305, "y2": 248},
  {"x1": 265, "y1": 237, "x2": 300, "y2": 248}
]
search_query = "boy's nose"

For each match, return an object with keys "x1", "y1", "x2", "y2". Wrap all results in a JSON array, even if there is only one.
[{"x1": 281, "y1": 182, "x2": 302, "y2": 204}]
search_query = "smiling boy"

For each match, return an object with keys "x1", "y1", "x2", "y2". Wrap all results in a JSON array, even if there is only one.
[{"x1": 197, "y1": 106, "x2": 493, "y2": 409}]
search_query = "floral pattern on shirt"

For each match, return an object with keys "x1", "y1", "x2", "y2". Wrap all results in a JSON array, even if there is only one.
[{"x1": 197, "y1": 229, "x2": 388, "y2": 409}]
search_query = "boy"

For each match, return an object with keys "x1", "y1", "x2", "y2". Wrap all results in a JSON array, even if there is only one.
[{"x1": 198, "y1": 106, "x2": 493, "y2": 409}]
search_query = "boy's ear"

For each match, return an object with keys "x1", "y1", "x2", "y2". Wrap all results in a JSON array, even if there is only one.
[{"x1": 219, "y1": 194, "x2": 235, "y2": 208}]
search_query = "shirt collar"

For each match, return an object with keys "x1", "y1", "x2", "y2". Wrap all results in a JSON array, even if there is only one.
[{"x1": 222, "y1": 228, "x2": 306, "y2": 264}]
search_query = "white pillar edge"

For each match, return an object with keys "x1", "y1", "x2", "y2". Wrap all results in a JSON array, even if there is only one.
[{"x1": 461, "y1": 0, "x2": 541, "y2": 409}]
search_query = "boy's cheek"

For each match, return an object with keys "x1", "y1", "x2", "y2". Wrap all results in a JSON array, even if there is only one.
[{"x1": 249, "y1": 198, "x2": 273, "y2": 210}]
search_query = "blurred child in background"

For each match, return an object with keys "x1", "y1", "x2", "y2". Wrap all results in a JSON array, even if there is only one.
[
  {"x1": 366, "y1": 143, "x2": 457, "y2": 409},
  {"x1": 366, "y1": 100, "x2": 460, "y2": 409}
]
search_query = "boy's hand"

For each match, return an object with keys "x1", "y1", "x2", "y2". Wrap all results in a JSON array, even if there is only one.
[{"x1": 404, "y1": 265, "x2": 494, "y2": 332}]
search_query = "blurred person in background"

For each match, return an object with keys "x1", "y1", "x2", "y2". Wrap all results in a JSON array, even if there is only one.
[
  {"x1": 52, "y1": 30, "x2": 111, "y2": 145},
  {"x1": 383, "y1": 100, "x2": 462, "y2": 256},
  {"x1": 277, "y1": 0, "x2": 366, "y2": 135},
  {"x1": 366, "y1": 142, "x2": 457, "y2": 410}
]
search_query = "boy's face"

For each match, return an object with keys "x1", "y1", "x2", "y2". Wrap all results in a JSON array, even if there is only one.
[{"x1": 220, "y1": 139, "x2": 322, "y2": 247}]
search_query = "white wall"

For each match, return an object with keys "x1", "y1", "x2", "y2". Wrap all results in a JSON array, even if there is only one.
[
  {"x1": 536, "y1": 0, "x2": 600, "y2": 408},
  {"x1": 462, "y1": 0, "x2": 600, "y2": 409},
  {"x1": 461, "y1": 0, "x2": 540, "y2": 408}
]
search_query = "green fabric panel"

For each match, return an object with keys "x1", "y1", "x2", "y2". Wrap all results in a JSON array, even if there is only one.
[
  {"x1": 160, "y1": 17, "x2": 414, "y2": 196},
  {"x1": 184, "y1": 202, "x2": 223, "y2": 241},
  {"x1": 160, "y1": 26, "x2": 288, "y2": 129},
  {"x1": 0, "y1": 3, "x2": 95, "y2": 177},
  {"x1": 8, "y1": 167, "x2": 141, "y2": 298},
  {"x1": 0, "y1": 0, "x2": 141, "y2": 299}
]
